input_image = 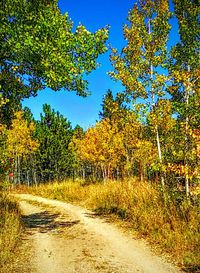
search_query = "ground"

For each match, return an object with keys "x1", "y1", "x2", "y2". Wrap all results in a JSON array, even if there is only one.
[{"x1": 11, "y1": 194, "x2": 183, "y2": 273}]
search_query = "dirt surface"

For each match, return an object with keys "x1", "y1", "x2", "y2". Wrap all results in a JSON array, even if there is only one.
[{"x1": 13, "y1": 194, "x2": 182, "y2": 273}]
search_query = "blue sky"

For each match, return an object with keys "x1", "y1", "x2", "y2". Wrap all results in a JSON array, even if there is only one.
[{"x1": 22, "y1": 0, "x2": 179, "y2": 129}]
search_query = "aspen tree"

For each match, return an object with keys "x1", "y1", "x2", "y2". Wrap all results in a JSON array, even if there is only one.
[{"x1": 110, "y1": 0, "x2": 171, "y2": 188}]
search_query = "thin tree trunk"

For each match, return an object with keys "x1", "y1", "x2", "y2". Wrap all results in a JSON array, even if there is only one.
[
  {"x1": 17, "y1": 156, "x2": 21, "y2": 185},
  {"x1": 14, "y1": 156, "x2": 17, "y2": 185},
  {"x1": 184, "y1": 65, "x2": 190, "y2": 198},
  {"x1": 33, "y1": 170, "x2": 37, "y2": 186},
  {"x1": 82, "y1": 167, "x2": 85, "y2": 180},
  {"x1": 27, "y1": 170, "x2": 30, "y2": 187},
  {"x1": 139, "y1": 162, "x2": 144, "y2": 182},
  {"x1": 116, "y1": 167, "x2": 119, "y2": 180},
  {"x1": 156, "y1": 125, "x2": 165, "y2": 188}
]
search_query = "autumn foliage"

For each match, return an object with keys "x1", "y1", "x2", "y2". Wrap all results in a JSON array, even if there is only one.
[
  {"x1": 0, "y1": 0, "x2": 199, "y2": 193},
  {"x1": 0, "y1": 1, "x2": 199, "y2": 273}
]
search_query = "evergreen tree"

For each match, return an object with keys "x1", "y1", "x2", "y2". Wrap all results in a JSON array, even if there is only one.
[
  {"x1": 68, "y1": 125, "x2": 85, "y2": 180},
  {"x1": 34, "y1": 104, "x2": 73, "y2": 182},
  {"x1": 99, "y1": 89, "x2": 127, "y2": 121}
]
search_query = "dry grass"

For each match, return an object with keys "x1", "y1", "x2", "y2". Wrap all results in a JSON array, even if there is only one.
[
  {"x1": 0, "y1": 192, "x2": 23, "y2": 272},
  {"x1": 19, "y1": 178, "x2": 200, "y2": 272}
]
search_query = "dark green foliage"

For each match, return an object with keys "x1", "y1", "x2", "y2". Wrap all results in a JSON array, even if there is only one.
[
  {"x1": 34, "y1": 104, "x2": 74, "y2": 182},
  {"x1": 73, "y1": 125, "x2": 85, "y2": 139},
  {"x1": 171, "y1": 0, "x2": 199, "y2": 70},
  {"x1": 5, "y1": 105, "x2": 83, "y2": 185},
  {"x1": 99, "y1": 89, "x2": 128, "y2": 121}
]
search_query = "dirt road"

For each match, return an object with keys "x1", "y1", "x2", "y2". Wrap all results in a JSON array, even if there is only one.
[{"x1": 14, "y1": 194, "x2": 182, "y2": 273}]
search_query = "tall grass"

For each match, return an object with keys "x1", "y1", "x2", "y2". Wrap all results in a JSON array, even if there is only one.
[
  {"x1": 24, "y1": 178, "x2": 200, "y2": 272},
  {"x1": 0, "y1": 191, "x2": 23, "y2": 272}
]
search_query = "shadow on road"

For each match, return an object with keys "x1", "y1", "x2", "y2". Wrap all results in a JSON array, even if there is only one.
[{"x1": 22, "y1": 211, "x2": 80, "y2": 233}]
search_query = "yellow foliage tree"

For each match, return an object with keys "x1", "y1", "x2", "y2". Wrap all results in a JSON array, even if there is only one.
[
  {"x1": 6, "y1": 111, "x2": 39, "y2": 184},
  {"x1": 74, "y1": 119, "x2": 125, "y2": 180},
  {"x1": 0, "y1": 97, "x2": 9, "y2": 182},
  {"x1": 74, "y1": 111, "x2": 157, "y2": 181}
]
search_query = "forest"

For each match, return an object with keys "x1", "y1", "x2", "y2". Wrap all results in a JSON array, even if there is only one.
[
  {"x1": 0, "y1": 0, "x2": 199, "y2": 271},
  {"x1": 0, "y1": 0, "x2": 199, "y2": 196}
]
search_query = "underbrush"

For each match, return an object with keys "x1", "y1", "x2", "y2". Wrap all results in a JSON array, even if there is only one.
[
  {"x1": 21, "y1": 178, "x2": 200, "y2": 272},
  {"x1": 0, "y1": 191, "x2": 23, "y2": 272}
]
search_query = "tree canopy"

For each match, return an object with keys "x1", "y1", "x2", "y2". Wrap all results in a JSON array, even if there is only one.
[{"x1": 0, "y1": 0, "x2": 109, "y2": 124}]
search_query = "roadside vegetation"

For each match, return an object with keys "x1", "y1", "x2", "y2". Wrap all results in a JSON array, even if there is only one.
[
  {"x1": 21, "y1": 178, "x2": 200, "y2": 272},
  {"x1": 0, "y1": 191, "x2": 23, "y2": 272},
  {"x1": 1, "y1": 0, "x2": 199, "y2": 272}
]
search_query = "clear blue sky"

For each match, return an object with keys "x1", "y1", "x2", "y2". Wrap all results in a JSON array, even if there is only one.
[{"x1": 22, "y1": 0, "x2": 178, "y2": 130}]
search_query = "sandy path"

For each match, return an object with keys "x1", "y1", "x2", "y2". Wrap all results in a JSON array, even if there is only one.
[{"x1": 14, "y1": 194, "x2": 182, "y2": 273}]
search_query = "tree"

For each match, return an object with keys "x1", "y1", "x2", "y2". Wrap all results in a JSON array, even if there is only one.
[
  {"x1": 74, "y1": 119, "x2": 125, "y2": 180},
  {"x1": 110, "y1": 0, "x2": 171, "y2": 187},
  {"x1": 99, "y1": 89, "x2": 127, "y2": 121},
  {"x1": 34, "y1": 104, "x2": 73, "y2": 182},
  {"x1": 0, "y1": 123, "x2": 8, "y2": 182},
  {"x1": 6, "y1": 111, "x2": 39, "y2": 184},
  {"x1": 99, "y1": 89, "x2": 157, "y2": 180},
  {"x1": 169, "y1": 0, "x2": 200, "y2": 196},
  {"x1": 0, "y1": 0, "x2": 109, "y2": 125},
  {"x1": 0, "y1": 97, "x2": 9, "y2": 182},
  {"x1": 68, "y1": 125, "x2": 85, "y2": 180}
]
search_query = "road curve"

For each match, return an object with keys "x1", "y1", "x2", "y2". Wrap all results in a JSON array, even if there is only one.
[{"x1": 14, "y1": 194, "x2": 182, "y2": 273}]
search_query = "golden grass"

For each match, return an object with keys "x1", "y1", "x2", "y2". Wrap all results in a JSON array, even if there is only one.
[
  {"x1": 0, "y1": 192, "x2": 23, "y2": 272},
  {"x1": 20, "y1": 178, "x2": 200, "y2": 272}
]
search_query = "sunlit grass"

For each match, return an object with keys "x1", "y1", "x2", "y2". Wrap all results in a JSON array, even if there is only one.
[
  {"x1": 21, "y1": 178, "x2": 200, "y2": 272},
  {"x1": 0, "y1": 192, "x2": 23, "y2": 272}
]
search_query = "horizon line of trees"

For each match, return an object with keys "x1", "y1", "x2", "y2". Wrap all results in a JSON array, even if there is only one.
[{"x1": 0, "y1": 87, "x2": 199, "y2": 194}]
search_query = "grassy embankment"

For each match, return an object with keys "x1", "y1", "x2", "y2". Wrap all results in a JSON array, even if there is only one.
[
  {"x1": 0, "y1": 191, "x2": 23, "y2": 272},
  {"x1": 20, "y1": 178, "x2": 199, "y2": 272}
]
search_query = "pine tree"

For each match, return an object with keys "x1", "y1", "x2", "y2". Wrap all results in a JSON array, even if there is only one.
[{"x1": 34, "y1": 104, "x2": 73, "y2": 182}]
